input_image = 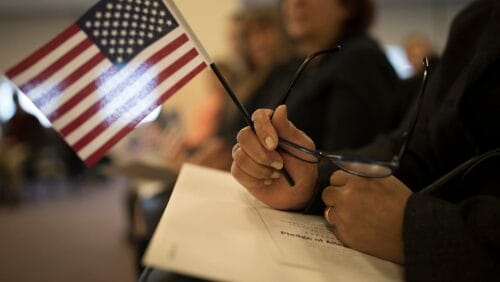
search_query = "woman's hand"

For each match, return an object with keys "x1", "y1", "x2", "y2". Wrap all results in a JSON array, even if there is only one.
[
  {"x1": 231, "y1": 105, "x2": 318, "y2": 210},
  {"x1": 323, "y1": 170, "x2": 413, "y2": 264}
]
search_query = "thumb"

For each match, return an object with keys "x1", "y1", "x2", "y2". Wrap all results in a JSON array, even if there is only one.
[{"x1": 271, "y1": 105, "x2": 314, "y2": 149}]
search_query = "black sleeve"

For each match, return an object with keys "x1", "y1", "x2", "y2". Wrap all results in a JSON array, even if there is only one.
[
  {"x1": 403, "y1": 193, "x2": 500, "y2": 282},
  {"x1": 320, "y1": 81, "x2": 374, "y2": 151},
  {"x1": 302, "y1": 159, "x2": 337, "y2": 215},
  {"x1": 319, "y1": 42, "x2": 399, "y2": 152}
]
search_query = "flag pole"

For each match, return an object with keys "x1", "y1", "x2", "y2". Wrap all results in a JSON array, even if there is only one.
[{"x1": 209, "y1": 64, "x2": 254, "y2": 127}]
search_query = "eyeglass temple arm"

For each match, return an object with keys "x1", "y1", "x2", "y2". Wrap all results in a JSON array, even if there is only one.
[
  {"x1": 274, "y1": 46, "x2": 341, "y2": 108},
  {"x1": 396, "y1": 57, "x2": 430, "y2": 161}
]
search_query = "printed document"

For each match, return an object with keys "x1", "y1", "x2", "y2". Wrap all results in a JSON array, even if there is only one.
[{"x1": 143, "y1": 164, "x2": 403, "y2": 282}]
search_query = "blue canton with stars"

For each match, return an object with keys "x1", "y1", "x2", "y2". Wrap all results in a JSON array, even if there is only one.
[{"x1": 77, "y1": 0, "x2": 179, "y2": 65}]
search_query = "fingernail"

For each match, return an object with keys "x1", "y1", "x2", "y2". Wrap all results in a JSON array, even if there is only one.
[
  {"x1": 271, "y1": 171, "x2": 281, "y2": 179},
  {"x1": 265, "y1": 136, "x2": 275, "y2": 150},
  {"x1": 271, "y1": 161, "x2": 283, "y2": 170},
  {"x1": 264, "y1": 179, "x2": 273, "y2": 186}
]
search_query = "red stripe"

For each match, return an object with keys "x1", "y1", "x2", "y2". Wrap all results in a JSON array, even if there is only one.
[
  {"x1": 33, "y1": 52, "x2": 106, "y2": 109},
  {"x1": 71, "y1": 48, "x2": 199, "y2": 152},
  {"x1": 58, "y1": 33, "x2": 190, "y2": 135},
  {"x1": 5, "y1": 24, "x2": 80, "y2": 79},
  {"x1": 47, "y1": 66, "x2": 118, "y2": 122},
  {"x1": 83, "y1": 61, "x2": 207, "y2": 166},
  {"x1": 19, "y1": 38, "x2": 93, "y2": 96}
]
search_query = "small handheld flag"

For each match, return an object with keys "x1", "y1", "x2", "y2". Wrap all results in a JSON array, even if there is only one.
[{"x1": 4, "y1": 0, "x2": 209, "y2": 166}]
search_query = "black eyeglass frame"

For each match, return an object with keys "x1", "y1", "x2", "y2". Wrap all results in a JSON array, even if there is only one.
[{"x1": 276, "y1": 57, "x2": 431, "y2": 178}]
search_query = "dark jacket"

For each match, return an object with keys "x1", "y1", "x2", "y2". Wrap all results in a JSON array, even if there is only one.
[
  {"x1": 308, "y1": 0, "x2": 500, "y2": 281},
  {"x1": 286, "y1": 33, "x2": 400, "y2": 151},
  {"x1": 402, "y1": 0, "x2": 500, "y2": 280},
  {"x1": 219, "y1": 34, "x2": 399, "y2": 154}
]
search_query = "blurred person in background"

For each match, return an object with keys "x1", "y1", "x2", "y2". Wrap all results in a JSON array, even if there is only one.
[
  {"x1": 2, "y1": 91, "x2": 46, "y2": 156},
  {"x1": 0, "y1": 90, "x2": 86, "y2": 204},
  {"x1": 404, "y1": 32, "x2": 436, "y2": 75},
  {"x1": 0, "y1": 91, "x2": 45, "y2": 203},
  {"x1": 163, "y1": 62, "x2": 237, "y2": 172},
  {"x1": 224, "y1": 10, "x2": 249, "y2": 86},
  {"x1": 209, "y1": 4, "x2": 298, "y2": 169},
  {"x1": 175, "y1": 0, "x2": 404, "y2": 171},
  {"x1": 396, "y1": 33, "x2": 440, "y2": 119},
  {"x1": 280, "y1": 0, "x2": 400, "y2": 153},
  {"x1": 182, "y1": 63, "x2": 234, "y2": 149},
  {"x1": 166, "y1": 5, "x2": 298, "y2": 172}
]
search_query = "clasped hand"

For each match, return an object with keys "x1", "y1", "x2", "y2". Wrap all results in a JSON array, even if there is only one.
[{"x1": 231, "y1": 105, "x2": 412, "y2": 263}]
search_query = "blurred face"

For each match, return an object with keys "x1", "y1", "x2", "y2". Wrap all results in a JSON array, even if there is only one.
[
  {"x1": 405, "y1": 39, "x2": 431, "y2": 72},
  {"x1": 282, "y1": 0, "x2": 349, "y2": 48},
  {"x1": 247, "y1": 24, "x2": 283, "y2": 68},
  {"x1": 226, "y1": 18, "x2": 244, "y2": 58}
]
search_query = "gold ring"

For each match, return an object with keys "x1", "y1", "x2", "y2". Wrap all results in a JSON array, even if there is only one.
[{"x1": 324, "y1": 206, "x2": 334, "y2": 225}]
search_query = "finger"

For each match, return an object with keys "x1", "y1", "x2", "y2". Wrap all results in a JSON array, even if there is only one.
[
  {"x1": 329, "y1": 225, "x2": 349, "y2": 248},
  {"x1": 330, "y1": 170, "x2": 351, "y2": 186},
  {"x1": 233, "y1": 144, "x2": 281, "y2": 180},
  {"x1": 231, "y1": 161, "x2": 273, "y2": 189},
  {"x1": 322, "y1": 186, "x2": 341, "y2": 207},
  {"x1": 272, "y1": 105, "x2": 315, "y2": 148},
  {"x1": 237, "y1": 126, "x2": 284, "y2": 170},
  {"x1": 251, "y1": 108, "x2": 279, "y2": 151}
]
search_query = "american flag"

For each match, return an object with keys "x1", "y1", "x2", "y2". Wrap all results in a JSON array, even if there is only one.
[{"x1": 4, "y1": 0, "x2": 209, "y2": 166}]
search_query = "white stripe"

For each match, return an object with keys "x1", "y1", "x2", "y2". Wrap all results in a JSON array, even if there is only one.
[
  {"x1": 11, "y1": 31, "x2": 87, "y2": 86},
  {"x1": 52, "y1": 27, "x2": 185, "y2": 129},
  {"x1": 40, "y1": 59, "x2": 113, "y2": 117},
  {"x1": 25, "y1": 46, "x2": 100, "y2": 103},
  {"x1": 64, "y1": 40, "x2": 195, "y2": 144},
  {"x1": 78, "y1": 56, "x2": 205, "y2": 160}
]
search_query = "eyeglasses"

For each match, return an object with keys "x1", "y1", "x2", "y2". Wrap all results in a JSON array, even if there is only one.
[{"x1": 276, "y1": 56, "x2": 431, "y2": 178}]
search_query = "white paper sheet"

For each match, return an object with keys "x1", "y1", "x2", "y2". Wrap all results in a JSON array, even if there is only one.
[{"x1": 143, "y1": 164, "x2": 403, "y2": 282}]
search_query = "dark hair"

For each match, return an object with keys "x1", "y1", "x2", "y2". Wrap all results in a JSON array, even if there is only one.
[{"x1": 340, "y1": 0, "x2": 376, "y2": 35}]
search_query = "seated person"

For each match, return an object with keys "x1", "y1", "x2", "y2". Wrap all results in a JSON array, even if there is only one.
[
  {"x1": 167, "y1": 5, "x2": 298, "y2": 172},
  {"x1": 0, "y1": 91, "x2": 46, "y2": 202},
  {"x1": 281, "y1": 0, "x2": 400, "y2": 152},
  {"x1": 231, "y1": 0, "x2": 500, "y2": 280}
]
